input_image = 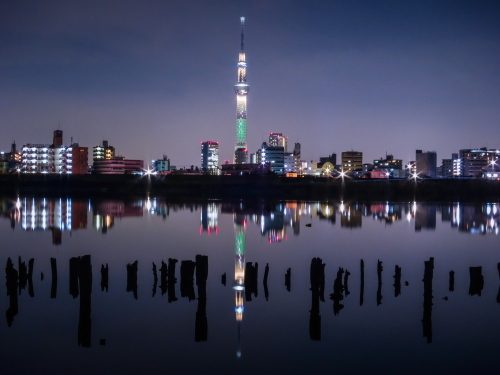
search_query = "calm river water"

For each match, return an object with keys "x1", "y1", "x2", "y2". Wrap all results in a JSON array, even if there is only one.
[{"x1": 1, "y1": 197, "x2": 499, "y2": 374}]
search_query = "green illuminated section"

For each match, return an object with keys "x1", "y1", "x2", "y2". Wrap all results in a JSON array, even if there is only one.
[{"x1": 236, "y1": 119, "x2": 247, "y2": 145}]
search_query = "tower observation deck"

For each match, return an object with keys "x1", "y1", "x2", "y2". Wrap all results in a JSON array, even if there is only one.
[{"x1": 234, "y1": 17, "x2": 249, "y2": 164}]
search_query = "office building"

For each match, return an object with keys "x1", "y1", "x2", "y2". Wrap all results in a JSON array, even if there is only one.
[
  {"x1": 201, "y1": 141, "x2": 219, "y2": 172},
  {"x1": 341, "y1": 151, "x2": 363, "y2": 172},
  {"x1": 93, "y1": 157, "x2": 144, "y2": 174},
  {"x1": 256, "y1": 142, "x2": 284, "y2": 174},
  {"x1": 269, "y1": 133, "x2": 287, "y2": 151},
  {"x1": 153, "y1": 155, "x2": 170, "y2": 173}
]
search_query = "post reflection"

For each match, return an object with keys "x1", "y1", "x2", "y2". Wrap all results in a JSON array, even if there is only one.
[{"x1": 2, "y1": 253, "x2": 500, "y2": 349}]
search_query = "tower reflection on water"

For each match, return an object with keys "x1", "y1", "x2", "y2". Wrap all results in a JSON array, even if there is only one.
[{"x1": 233, "y1": 213, "x2": 246, "y2": 358}]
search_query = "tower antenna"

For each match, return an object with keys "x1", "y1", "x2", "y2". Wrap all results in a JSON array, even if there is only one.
[{"x1": 240, "y1": 17, "x2": 245, "y2": 52}]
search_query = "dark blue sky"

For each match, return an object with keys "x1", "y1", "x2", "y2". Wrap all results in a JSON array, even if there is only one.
[{"x1": 1, "y1": 0, "x2": 499, "y2": 166}]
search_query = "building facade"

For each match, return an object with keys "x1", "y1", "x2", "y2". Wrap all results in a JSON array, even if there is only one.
[
  {"x1": 21, "y1": 144, "x2": 54, "y2": 173},
  {"x1": 153, "y1": 155, "x2": 170, "y2": 173},
  {"x1": 93, "y1": 157, "x2": 144, "y2": 174},
  {"x1": 440, "y1": 153, "x2": 458, "y2": 178},
  {"x1": 293, "y1": 143, "x2": 302, "y2": 174},
  {"x1": 256, "y1": 142, "x2": 285, "y2": 174},
  {"x1": 93, "y1": 140, "x2": 115, "y2": 161},
  {"x1": 284, "y1": 153, "x2": 295, "y2": 173},
  {"x1": 416, "y1": 150, "x2": 437, "y2": 178},
  {"x1": 457, "y1": 148, "x2": 500, "y2": 177},
  {"x1": 54, "y1": 145, "x2": 89, "y2": 174},
  {"x1": 21, "y1": 131, "x2": 88, "y2": 174},
  {"x1": 269, "y1": 133, "x2": 287, "y2": 151},
  {"x1": 0, "y1": 142, "x2": 21, "y2": 172},
  {"x1": 341, "y1": 151, "x2": 363, "y2": 172},
  {"x1": 373, "y1": 154, "x2": 403, "y2": 178},
  {"x1": 201, "y1": 141, "x2": 219, "y2": 172},
  {"x1": 319, "y1": 153, "x2": 337, "y2": 167}
]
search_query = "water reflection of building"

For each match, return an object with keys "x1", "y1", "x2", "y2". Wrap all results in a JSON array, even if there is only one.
[
  {"x1": 18, "y1": 197, "x2": 87, "y2": 245},
  {"x1": 93, "y1": 200, "x2": 143, "y2": 233},
  {"x1": 253, "y1": 204, "x2": 287, "y2": 243},
  {"x1": 233, "y1": 213, "x2": 246, "y2": 358},
  {"x1": 339, "y1": 202, "x2": 362, "y2": 228},
  {"x1": 415, "y1": 204, "x2": 436, "y2": 231},
  {"x1": 369, "y1": 203, "x2": 404, "y2": 224},
  {"x1": 284, "y1": 202, "x2": 304, "y2": 235},
  {"x1": 145, "y1": 198, "x2": 170, "y2": 219},
  {"x1": 317, "y1": 203, "x2": 335, "y2": 225},
  {"x1": 200, "y1": 202, "x2": 218, "y2": 234},
  {"x1": 450, "y1": 203, "x2": 499, "y2": 235}
]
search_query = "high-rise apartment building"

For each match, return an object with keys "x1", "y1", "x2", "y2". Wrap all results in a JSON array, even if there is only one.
[
  {"x1": 21, "y1": 130, "x2": 88, "y2": 174},
  {"x1": 21, "y1": 144, "x2": 54, "y2": 173},
  {"x1": 201, "y1": 141, "x2": 219, "y2": 172},
  {"x1": 416, "y1": 150, "x2": 437, "y2": 178},
  {"x1": 54, "y1": 145, "x2": 89, "y2": 174}
]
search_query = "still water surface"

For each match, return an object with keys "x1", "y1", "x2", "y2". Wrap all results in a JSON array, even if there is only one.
[{"x1": 1, "y1": 197, "x2": 500, "y2": 374}]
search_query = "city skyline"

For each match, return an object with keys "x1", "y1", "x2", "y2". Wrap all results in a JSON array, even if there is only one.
[{"x1": 1, "y1": 1, "x2": 499, "y2": 166}]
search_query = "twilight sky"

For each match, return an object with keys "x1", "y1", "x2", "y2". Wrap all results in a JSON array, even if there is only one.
[{"x1": 1, "y1": 0, "x2": 499, "y2": 167}]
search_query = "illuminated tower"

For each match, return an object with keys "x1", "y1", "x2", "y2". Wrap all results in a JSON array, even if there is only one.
[{"x1": 234, "y1": 17, "x2": 249, "y2": 164}]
